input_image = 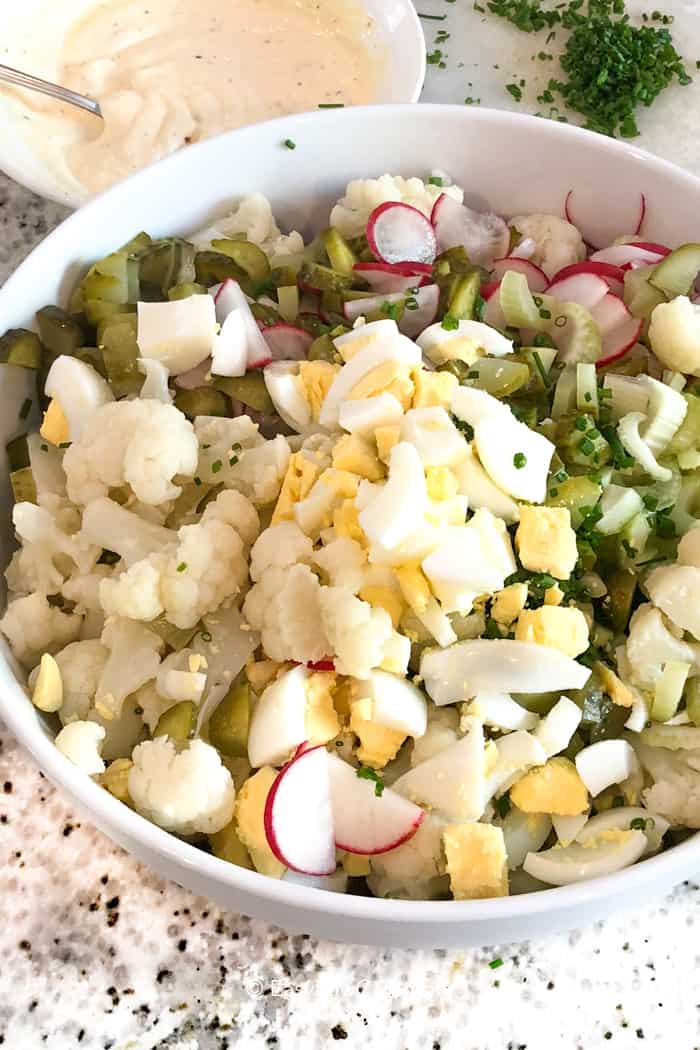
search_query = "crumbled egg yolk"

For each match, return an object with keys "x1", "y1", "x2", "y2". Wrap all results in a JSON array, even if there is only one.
[
  {"x1": 425, "y1": 466, "x2": 459, "y2": 501},
  {"x1": 358, "y1": 585, "x2": 405, "y2": 629},
  {"x1": 332, "y1": 499, "x2": 365, "y2": 543},
  {"x1": 235, "y1": 767, "x2": 286, "y2": 878},
  {"x1": 510, "y1": 757, "x2": 589, "y2": 816},
  {"x1": 516, "y1": 506, "x2": 578, "y2": 581},
  {"x1": 245, "y1": 659, "x2": 286, "y2": 692},
  {"x1": 594, "y1": 661, "x2": 637, "y2": 708},
  {"x1": 297, "y1": 360, "x2": 339, "y2": 419},
  {"x1": 341, "y1": 851, "x2": 371, "y2": 876},
  {"x1": 272, "y1": 451, "x2": 321, "y2": 524},
  {"x1": 40, "y1": 399, "x2": 70, "y2": 446},
  {"x1": 436, "y1": 334, "x2": 485, "y2": 366},
  {"x1": 304, "y1": 672, "x2": 341, "y2": 744},
  {"x1": 332, "y1": 433, "x2": 384, "y2": 481},
  {"x1": 100, "y1": 758, "x2": 134, "y2": 805},
  {"x1": 515, "y1": 605, "x2": 589, "y2": 658},
  {"x1": 491, "y1": 582, "x2": 528, "y2": 627},
  {"x1": 350, "y1": 696, "x2": 406, "y2": 768},
  {"x1": 412, "y1": 369, "x2": 458, "y2": 409},
  {"x1": 424, "y1": 496, "x2": 469, "y2": 528},
  {"x1": 442, "y1": 823, "x2": 509, "y2": 900},
  {"x1": 395, "y1": 563, "x2": 432, "y2": 614},
  {"x1": 331, "y1": 677, "x2": 355, "y2": 724},
  {"x1": 544, "y1": 584, "x2": 564, "y2": 606},
  {"x1": 348, "y1": 361, "x2": 415, "y2": 409},
  {"x1": 374, "y1": 424, "x2": 401, "y2": 462}
]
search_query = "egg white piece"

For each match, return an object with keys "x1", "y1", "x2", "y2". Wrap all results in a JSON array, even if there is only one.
[
  {"x1": 452, "y1": 446, "x2": 520, "y2": 524},
  {"x1": 523, "y1": 830, "x2": 647, "y2": 886},
  {"x1": 137, "y1": 294, "x2": 217, "y2": 375},
  {"x1": 359, "y1": 441, "x2": 427, "y2": 550},
  {"x1": 360, "y1": 670, "x2": 428, "y2": 738},
  {"x1": 263, "y1": 361, "x2": 311, "y2": 431},
  {"x1": 247, "y1": 665, "x2": 309, "y2": 768},
  {"x1": 211, "y1": 309, "x2": 248, "y2": 377},
  {"x1": 574, "y1": 739, "x2": 639, "y2": 798},
  {"x1": 418, "y1": 319, "x2": 514, "y2": 365},
  {"x1": 467, "y1": 692, "x2": 539, "y2": 732},
  {"x1": 451, "y1": 385, "x2": 512, "y2": 429},
  {"x1": 534, "y1": 696, "x2": 582, "y2": 758},
  {"x1": 44, "y1": 355, "x2": 114, "y2": 439},
  {"x1": 338, "y1": 392, "x2": 404, "y2": 435},
  {"x1": 474, "y1": 415, "x2": 555, "y2": 503},
  {"x1": 392, "y1": 718, "x2": 485, "y2": 822},
  {"x1": 400, "y1": 407, "x2": 467, "y2": 467}
]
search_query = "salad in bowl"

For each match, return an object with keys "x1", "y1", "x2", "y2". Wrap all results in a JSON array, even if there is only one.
[{"x1": 3, "y1": 170, "x2": 700, "y2": 904}]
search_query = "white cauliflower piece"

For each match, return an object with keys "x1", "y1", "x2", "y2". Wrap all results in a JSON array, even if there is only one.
[
  {"x1": 314, "y1": 537, "x2": 367, "y2": 593},
  {"x1": 226, "y1": 436, "x2": 291, "y2": 505},
  {"x1": 100, "y1": 489, "x2": 256, "y2": 629},
  {"x1": 53, "y1": 639, "x2": 109, "y2": 723},
  {"x1": 63, "y1": 399, "x2": 198, "y2": 506},
  {"x1": 95, "y1": 618, "x2": 163, "y2": 720},
  {"x1": 8, "y1": 499, "x2": 99, "y2": 596},
  {"x1": 128, "y1": 736, "x2": 235, "y2": 835},
  {"x1": 367, "y1": 814, "x2": 449, "y2": 900},
  {"x1": 190, "y1": 193, "x2": 304, "y2": 260},
  {"x1": 330, "y1": 175, "x2": 463, "y2": 238},
  {"x1": 243, "y1": 564, "x2": 329, "y2": 663},
  {"x1": 249, "y1": 521, "x2": 314, "y2": 582},
  {"x1": 648, "y1": 296, "x2": 700, "y2": 377},
  {"x1": 625, "y1": 603, "x2": 700, "y2": 688},
  {"x1": 509, "y1": 213, "x2": 586, "y2": 278},
  {"x1": 55, "y1": 720, "x2": 106, "y2": 775},
  {"x1": 318, "y1": 587, "x2": 396, "y2": 679},
  {"x1": 646, "y1": 563, "x2": 700, "y2": 641},
  {"x1": 634, "y1": 739, "x2": 700, "y2": 828},
  {"x1": 81, "y1": 497, "x2": 176, "y2": 567},
  {"x1": 0, "y1": 593, "x2": 82, "y2": 668}
]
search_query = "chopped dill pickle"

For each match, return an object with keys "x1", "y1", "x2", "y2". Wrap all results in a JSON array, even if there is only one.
[
  {"x1": 139, "y1": 238, "x2": 197, "y2": 299},
  {"x1": 174, "y1": 386, "x2": 229, "y2": 420},
  {"x1": 0, "y1": 329, "x2": 42, "y2": 369},
  {"x1": 211, "y1": 239, "x2": 271, "y2": 283},
  {"x1": 154, "y1": 700, "x2": 197, "y2": 743},
  {"x1": 168, "y1": 282, "x2": 207, "y2": 301},
  {"x1": 36, "y1": 306, "x2": 84, "y2": 357},
  {"x1": 212, "y1": 372, "x2": 274, "y2": 414},
  {"x1": 208, "y1": 682, "x2": 250, "y2": 757},
  {"x1": 322, "y1": 227, "x2": 357, "y2": 276}
]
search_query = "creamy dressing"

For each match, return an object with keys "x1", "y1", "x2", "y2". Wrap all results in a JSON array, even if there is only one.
[{"x1": 5, "y1": 0, "x2": 383, "y2": 196}]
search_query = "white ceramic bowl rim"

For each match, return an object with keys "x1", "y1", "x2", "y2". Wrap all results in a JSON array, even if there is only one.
[{"x1": 2, "y1": 103, "x2": 700, "y2": 930}]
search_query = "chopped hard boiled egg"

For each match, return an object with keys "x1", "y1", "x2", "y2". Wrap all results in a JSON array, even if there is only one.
[
  {"x1": 474, "y1": 415, "x2": 555, "y2": 504},
  {"x1": 137, "y1": 295, "x2": 217, "y2": 375},
  {"x1": 516, "y1": 506, "x2": 578, "y2": 580},
  {"x1": 442, "y1": 822, "x2": 509, "y2": 900},
  {"x1": 235, "y1": 767, "x2": 286, "y2": 878},
  {"x1": 332, "y1": 433, "x2": 384, "y2": 480},
  {"x1": 44, "y1": 356, "x2": 114, "y2": 442},
  {"x1": 515, "y1": 606, "x2": 590, "y2": 659},
  {"x1": 509, "y1": 757, "x2": 589, "y2": 816},
  {"x1": 272, "y1": 451, "x2": 321, "y2": 524},
  {"x1": 359, "y1": 441, "x2": 427, "y2": 550},
  {"x1": 338, "y1": 392, "x2": 404, "y2": 435},
  {"x1": 491, "y1": 583, "x2": 528, "y2": 626},
  {"x1": 264, "y1": 362, "x2": 311, "y2": 432},
  {"x1": 418, "y1": 319, "x2": 513, "y2": 366},
  {"x1": 350, "y1": 696, "x2": 406, "y2": 767},
  {"x1": 401, "y1": 407, "x2": 467, "y2": 468},
  {"x1": 412, "y1": 369, "x2": 458, "y2": 409}
]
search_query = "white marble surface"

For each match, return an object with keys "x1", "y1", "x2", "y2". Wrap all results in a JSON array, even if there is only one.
[{"x1": 3, "y1": 9, "x2": 700, "y2": 1045}]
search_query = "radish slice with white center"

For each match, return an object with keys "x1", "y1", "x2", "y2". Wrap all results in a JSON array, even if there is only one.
[
  {"x1": 590, "y1": 294, "x2": 643, "y2": 367},
  {"x1": 327, "y1": 753, "x2": 424, "y2": 854},
  {"x1": 354, "y1": 261, "x2": 432, "y2": 294},
  {"x1": 213, "y1": 278, "x2": 272, "y2": 368},
  {"x1": 264, "y1": 744, "x2": 336, "y2": 875},
  {"x1": 620, "y1": 240, "x2": 670, "y2": 256},
  {"x1": 564, "y1": 189, "x2": 646, "y2": 249},
  {"x1": 590, "y1": 293, "x2": 632, "y2": 335},
  {"x1": 431, "y1": 194, "x2": 510, "y2": 267},
  {"x1": 211, "y1": 310, "x2": 247, "y2": 377},
  {"x1": 366, "y1": 202, "x2": 437, "y2": 265},
  {"x1": 549, "y1": 260, "x2": 625, "y2": 298},
  {"x1": 173, "y1": 356, "x2": 212, "y2": 390},
  {"x1": 589, "y1": 244, "x2": 666, "y2": 268},
  {"x1": 258, "y1": 323, "x2": 313, "y2": 361},
  {"x1": 492, "y1": 257, "x2": 548, "y2": 293},
  {"x1": 523, "y1": 830, "x2": 647, "y2": 886},
  {"x1": 546, "y1": 273, "x2": 609, "y2": 310}
]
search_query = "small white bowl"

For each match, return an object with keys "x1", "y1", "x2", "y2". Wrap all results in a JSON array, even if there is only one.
[
  {"x1": 0, "y1": 0, "x2": 425, "y2": 206},
  {"x1": 1, "y1": 105, "x2": 700, "y2": 948}
]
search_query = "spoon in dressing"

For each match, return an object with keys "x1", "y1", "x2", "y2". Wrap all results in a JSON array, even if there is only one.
[{"x1": 0, "y1": 63, "x2": 102, "y2": 119}]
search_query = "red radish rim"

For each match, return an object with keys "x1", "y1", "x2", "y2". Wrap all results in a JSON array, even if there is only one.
[
  {"x1": 335, "y1": 808, "x2": 425, "y2": 856},
  {"x1": 306, "y1": 659, "x2": 335, "y2": 672},
  {"x1": 353, "y1": 261, "x2": 433, "y2": 278},
  {"x1": 263, "y1": 744, "x2": 336, "y2": 876},
  {"x1": 550, "y1": 260, "x2": 625, "y2": 285},
  {"x1": 429, "y1": 192, "x2": 447, "y2": 227},
  {"x1": 366, "y1": 201, "x2": 437, "y2": 265},
  {"x1": 481, "y1": 279, "x2": 500, "y2": 300},
  {"x1": 635, "y1": 193, "x2": 646, "y2": 235},
  {"x1": 621, "y1": 240, "x2": 670, "y2": 256},
  {"x1": 213, "y1": 277, "x2": 239, "y2": 304},
  {"x1": 595, "y1": 318, "x2": 643, "y2": 369},
  {"x1": 492, "y1": 257, "x2": 548, "y2": 292}
]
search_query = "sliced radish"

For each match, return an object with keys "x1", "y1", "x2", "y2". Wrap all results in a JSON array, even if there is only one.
[
  {"x1": 546, "y1": 272, "x2": 610, "y2": 310},
  {"x1": 343, "y1": 285, "x2": 439, "y2": 339},
  {"x1": 305, "y1": 659, "x2": 335, "y2": 672},
  {"x1": 174, "y1": 357, "x2": 212, "y2": 390},
  {"x1": 213, "y1": 279, "x2": 272, "y2": 369},
  {"x1": 328, "y1": 753, "x2": 424, "y2": 855},
  {"x1": 264, "y1": 744, "x2": 336, "y2": 876},
  {"x1": 482, "y1": 279, "x2": 506, "y2": 330},
  {"x1": 549, "y1": 260, "x2": 625, "y2": 298},
  {"x1": 590, "y1": 293, "x2": 632, "y2": 335},
  {"x1": 366, "y1": 202, "x2": 437, "y2": 266},
  {"x1": 589, "y1": 293, "x2": 643, "y2": 368},
  {"x1": 564, "y1": 189, "x2": 646, "y2": 249},
  {"x1": 354, "y1": 261, "x2": 432, "y2": 294},
  {"x1": 431, "y1": 194, "x2": 509, "y2": 267},
  {"x1": 492, "y1": 257, "x2": 548, "y2": 293},
  {"x1": 211, "y1": 310, "x2": 247, "y2": 377},
  {"x1": 258, "y1": 323, "x2": 313, "y2": 362},
  {"x1": 619, "y1": 240, "x2": 670, "y2": 256},
  {"x1": 589, "y1": 244, "x2": 666, "y2": 268}
]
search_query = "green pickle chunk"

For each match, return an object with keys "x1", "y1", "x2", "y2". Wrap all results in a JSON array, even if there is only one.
[
  {"x1": 208, "y1": 682, "x2": 250, "y2": 757},
  {"x1": 153, "y1": 700, "x2": 197, "y2": 743}
]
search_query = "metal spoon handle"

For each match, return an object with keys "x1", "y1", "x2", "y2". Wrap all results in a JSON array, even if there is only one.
[{"x1": 0, "y1": 62, "x2": 102, "y2": 118}]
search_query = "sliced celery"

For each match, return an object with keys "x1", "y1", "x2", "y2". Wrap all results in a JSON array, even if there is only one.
[
  {"x1": 322, "y1": 227, "x2": 357, "y2": 276},
  {"x1": 576, "y1": 363, "x2": 598, "y2": 416},
  {"x1": 623, "y1": 266, "x2": 666, "y2": 319},
  {"x1": 551, "y1": 364, "x2": 577, "y2": 420},
  {"x1": 667, "y1": 394, "x2": 700, "y2": 454},
  {"x1": 650, "y1": 243, "x2": 700, "y2": 298},
  {"x1": 499, "y1": 271, "x2": 546, "y2": 328},
  {"x1": 651, "y1": 660, "x2": 690, "y2": 722},
  {"x1": 549, "y1": 302, "x2": 601, "y2": 364},
  {"x1": 36, "y1": 306, "x2": 84, "y2": 357}
]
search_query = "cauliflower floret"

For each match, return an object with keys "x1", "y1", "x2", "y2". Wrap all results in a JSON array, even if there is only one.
[
  {"x1": 156, "y1": 649, "x2": 207, "y2": 704},
  {"x1": 226, "y1": 436, "x2": 291, "y2": 505},
  {"x1": 8, "y1": 499, "x2": 100, "y2": 595},
  {"x1": 53, "y1": 639, "x2": 109, "y2": 723},
  {"x1": 318, "y1": 587, "x2": 399, "y2": 679},
  {"x1": 243, "y1": 564, "x2": 329, "y2": 664},
  {"x1": 128, "y1": 737, "x2": 235, "y2": 835},
  {"x1": 367, "y1": 813, "x2": 449, "y2": 900},
  {"x1": 63, "y1": 399, "x2": 198, "y2": 506},
  {"x1": 634, "y1": 739, "x2": 700, "y2": 828},
  {"x1": 648, "y1": 296, "x2": 700, "y2": 377},
  {"x1": 249, "y1": 521, "x2": 314, "y2": 582},
  {"x1": 625, "y1": 603, "x2": 700, "y2": 688},
  {"x1": 190, "y1": 193, "x2": 304, "y2": 260},
  {"x1": 330, "y1": 174, "x2": 464, "y2": 238},
  {"x1": 55, "y1": 720, "x2": 106, "y2": 775},
  {"x1": 100, "y1": 489, "x2": 255, "y2": 629},
  {"x1": 646, "y1": 563, "x2": 700, "y2": 641},
  {"x1": 0, "y1": 593, "x2": 81, "y2": 668},
  {"x1": 314, "y1": 537, "x2": 367, "y2": 593},
  {"x1": 509, "y1": 213, "x2": 586, "y2": 278},
  {"x1": 131, "y1": 680, "x2": 173, "y2": 733},
  {"x1": 94, "y1": 618, "x2": 163, "y2": 720}
]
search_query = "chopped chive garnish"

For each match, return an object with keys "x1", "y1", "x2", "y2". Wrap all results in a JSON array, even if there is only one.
[
  {"x1": 200, "y1": 630, "x2": 212, "y2": 643},
  {"x1": 40, "y1": 443, "x2": 48, "y2": 452},
  {"x1": 506, "y1": 83, "x2": 523, "y2": 101},
  {"x1": 177, "y1": 562, "x2": 187, "y2": 573},
  {"x1": 318, "y1": 103, "x2": 345, "y2": 109},
  {"x1": 441, "y1": 313, "x2": 459, "y2": 331},
  {"x1": 488, "y1": 957, "x2": 504, "y2": 970},
  {"x1": 574, "y1": 415, "x2": 588, "y2": 431},
  {"x1": 211, "y1": 459, "x2": 223, "y2": 474},
  {"x1": 58, "y1": 441, "x2": 71, "y2": 449},
  {"x1": 194, "y1": 476, "x2": 203, "y2": 486},
  {"x1": 229, "y1": 455, "x2": 239, "y2": 466},
  {"x1": 428, "y1": 175, "x2": 444, "y2": 186},
  {"x1": 19, "y1": 397, "x2": 32, "y2": 420},
  {"x1": 531, "y1": 350, "x2": 549, "y2": 386},
  {"x1": 356, "y1": 765, "x2": 385, "y2": 797},
  {"x1": 513, "y1": 452, "x2": 527, "y2": 469},
  {"x1": 405, "y1": 296, "x2": 419, "y2": 311},
  {"x1": 418, "y1": 11, "x2": 447, "y2": 18},
  {"x1": 283, "y1": 138, "x2": 296, "y2": 150},
  {"x1": 381, "y1": 300, "x2": 402, "y2": 321}
]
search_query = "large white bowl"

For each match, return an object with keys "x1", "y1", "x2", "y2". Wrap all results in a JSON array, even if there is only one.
[
  {"x1": 0, "y1": 0, "x2": 425, "y2": 206},
  {"x1": 2, "y1": 105, "x2": 700, "y2": 948}
]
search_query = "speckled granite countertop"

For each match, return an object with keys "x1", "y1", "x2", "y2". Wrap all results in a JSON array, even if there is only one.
[{"x1": 2, "y1": 169, "x2": 700, "y2": 1049}]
